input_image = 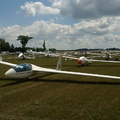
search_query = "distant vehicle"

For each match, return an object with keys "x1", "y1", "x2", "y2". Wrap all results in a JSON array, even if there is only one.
[{"x1": 0, "y1": 56, "x2": 120, "y2": 79}]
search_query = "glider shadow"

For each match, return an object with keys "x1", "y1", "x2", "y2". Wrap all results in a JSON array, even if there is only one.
[
  {"x1": 0, "y1": 74, "x2": 120, "y2": 87},
  {"x1": 34, "y1": 79, "x2": 120, "y2": 86}
]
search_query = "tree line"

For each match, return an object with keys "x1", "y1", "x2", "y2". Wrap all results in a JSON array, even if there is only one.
[
  {"x1": 0, "y1": 35, "x2": 56, "y2": 53},
  {"x1": 0, "y1": 38, "x2": 14, "y2": 52}
]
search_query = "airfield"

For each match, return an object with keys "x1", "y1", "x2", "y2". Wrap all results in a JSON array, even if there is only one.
[{"x1": 0, "y1": 54, "x2": 120, "y2": 120}]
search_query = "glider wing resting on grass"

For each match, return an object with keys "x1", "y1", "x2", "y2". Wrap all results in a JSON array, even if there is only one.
[{"x1": 0, "y1": 56, "x2": 120, "y2": 79}]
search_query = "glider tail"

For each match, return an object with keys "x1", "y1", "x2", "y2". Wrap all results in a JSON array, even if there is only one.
[
  {"x1": 0, "y1": 56, "x2": 2, "y2": 61},
  {"x1": 56, "y1": 55, "x2": 62, "y2": 70}
]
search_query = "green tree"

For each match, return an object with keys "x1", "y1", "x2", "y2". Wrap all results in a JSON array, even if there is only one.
[
  {"x1": 49, "y1": 48, "x2": 56, "y2": 52},
  {"x1": 10, "y1": 44, "x2": 15, "y2": 52},
  {"x1": 0, "y1": 38, "x2": 11, "y2": 51},
  {"x1": 17, "y1": 35, "x2": 33, "y2": 52}
]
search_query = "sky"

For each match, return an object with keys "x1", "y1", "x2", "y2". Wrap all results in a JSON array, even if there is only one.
[{"x1": 1, "y1": 0, "x2": 120, "y2": 50}]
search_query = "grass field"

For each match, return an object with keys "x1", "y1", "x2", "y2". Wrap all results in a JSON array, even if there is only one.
[{"x1": 0, "y1": 55, "x2": 120, "y2": 120}]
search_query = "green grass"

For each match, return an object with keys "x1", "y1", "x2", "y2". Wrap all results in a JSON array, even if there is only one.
[{"x1": 0, "y1": 55, "x2": 120, "y2": 120}]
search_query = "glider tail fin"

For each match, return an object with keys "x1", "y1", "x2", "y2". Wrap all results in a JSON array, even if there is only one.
[
  {"x1": 56, "y1": 55, "x2": 62, "y2": 70},
  {"x1": 0, "y1": 56, "x2": 2, "y2": 61}
]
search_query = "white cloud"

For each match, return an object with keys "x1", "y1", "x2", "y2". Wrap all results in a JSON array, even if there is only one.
[
  {"x1": 20, "y1": 1, "x2": 60, "y2": 16},
  {"x1": 1, "y1": 17, "x2": 120, "y2": 50},
  {"x1": 20, "y1": 0, "x2": 120, "y2": 21},
  {"x1": 52, "y1": 0, "x2": 120, "y2": 19},
  {"x1": 92, "y1": 33, "x2": 120, "y2": 48}
]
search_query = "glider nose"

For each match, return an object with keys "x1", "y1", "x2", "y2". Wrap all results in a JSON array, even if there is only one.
[
  {"x1": 78, "y1": 59, "x2": 82, "y2": 64},
  {"x1": 5, "y1": 68, "x2": 16, "y2": 77}
]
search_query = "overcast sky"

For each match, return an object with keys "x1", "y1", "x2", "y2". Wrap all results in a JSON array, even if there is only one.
[{"x1": 1, "y1": 0, "x2": 120, "y2": 50}]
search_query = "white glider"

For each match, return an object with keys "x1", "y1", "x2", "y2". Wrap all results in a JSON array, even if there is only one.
[
  {"x1": 0, "y1": 56, "x2": 120, "y2": 79},
  {"x1": 18, "y1": 52, "x2": 35, "y2": 60},
  {"x1": 63, "y1": 56, "x2": 120, "y2": 65}
]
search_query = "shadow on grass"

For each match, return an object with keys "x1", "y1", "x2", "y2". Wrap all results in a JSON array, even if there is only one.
[
  {"x1": 0, "y1": 78, "x2": 31, "y2": 87},
  {"x1": 34, "y1": 79, "x2": 120, "y2": 86},
  {"x1": 0, "y1": 73, "x2": 54, "y2": 87},
  {"x1": 90, "y1": 64, "x2": 120, "y2": 67},
  {"x1": 1, "y1": 77, "x2": 120, "y2": 88},
  {"x1": 1, "y1": 70, "x2": 120, "y2": 88}
]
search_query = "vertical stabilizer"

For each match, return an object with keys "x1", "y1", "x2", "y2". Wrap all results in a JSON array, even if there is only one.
[
  {"x1": 56, "y1": 55, "x2": 62, "y2": 70},
  {"x1": 32, "y1": 52, "x2": 35, "y2": 59},
  {"x1": 0, "y1": 56, "x2": 2, "y2": 61}
]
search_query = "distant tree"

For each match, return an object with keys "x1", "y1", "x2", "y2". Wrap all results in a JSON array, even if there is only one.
[
  {"x1": 17, "y1": 35, "x2": 33, "y2": 52},
  {"x1": 36, "y1": 47, "x2": 39, "y2": 52},
  {"x1": 0, "y1": 38, "x2": 11, "y2": 51},
  {"x1": 42, "y1": 40, "x2": 46, "y2": 51},
  {"x1": 10, "y1": 44, "x2": 15, "y2": 52},
  {"x1": 0, "y1": 38, "x2": 6, "y2": 51},
  {"x1": 5, "y1": 42, "x2": 10, "y2": 51},
  {"x1": 49, "y1": 48, "x2": 57, "y2": 52},
  {"x1": 15, "y1": 47, "x2": 23, "y2": 52},
  {"x1": 0, "y1": 39, "x2": 1, "y2": 52}
]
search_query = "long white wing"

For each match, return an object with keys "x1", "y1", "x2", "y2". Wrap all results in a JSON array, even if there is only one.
[
  {"x1": 32, "y1": 64, "x2": 120, "y2": 79},
  {"x1": 0, "y1": 61, "x2": 16, "y2": 67},
  {"x1": 62, "y1": 56, "x2": 78, "y2": 60},
  {"x1": 0, "y1": 56, "x2": 16, "y2": 66}
]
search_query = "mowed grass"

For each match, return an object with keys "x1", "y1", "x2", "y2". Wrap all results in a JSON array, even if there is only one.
[{"x1": 0, "y1": 55, "x2": 120, "y2": 120}]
